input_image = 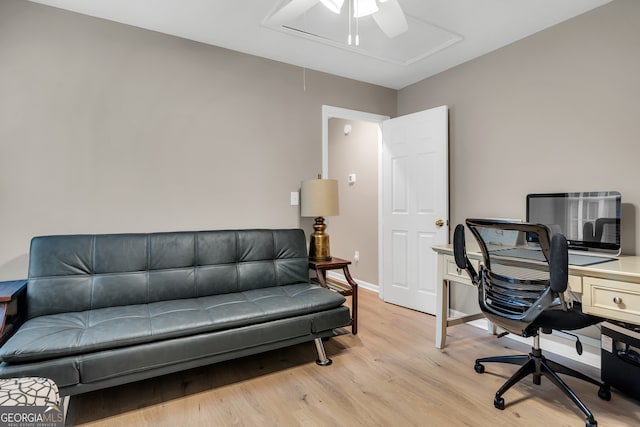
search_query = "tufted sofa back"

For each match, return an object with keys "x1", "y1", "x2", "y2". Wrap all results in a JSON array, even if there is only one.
[{"x1": 26, "y1": 229, "x2": 309, "y2": 319}]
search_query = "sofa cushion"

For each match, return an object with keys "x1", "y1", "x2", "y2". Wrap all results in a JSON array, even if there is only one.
[
  {"x1": 78, "y1": 309, "x2": 350, "y2": 384},
  {"x1": 0, "y1": 283, "x2": 345, "y2": 364},
  {"x1": 0, "y1": 306, "x2": 351, "y2": 394}
]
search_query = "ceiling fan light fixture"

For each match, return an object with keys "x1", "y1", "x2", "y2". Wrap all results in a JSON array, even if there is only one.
[
  {"x1": 353, "y1": 0, "x2": 379, "y2": 18},
  {"x1": 320, "y1": 0, "x2": 345, "y2": 14},
  {"x1": 372, "y1": 0, "x2": 408, "y2": 38}
]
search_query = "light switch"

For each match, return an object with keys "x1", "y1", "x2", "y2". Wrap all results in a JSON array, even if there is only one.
[
  {"x1": 348, "y1": 173, "x2": 356, "y2": 184},
  {"x1": 290, "y1": 191, "x2": 299, "y2": 206}
]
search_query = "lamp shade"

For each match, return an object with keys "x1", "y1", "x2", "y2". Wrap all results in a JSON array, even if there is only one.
[{"x1": 301, "y1": 179, "x2": 339, "y2": 217}]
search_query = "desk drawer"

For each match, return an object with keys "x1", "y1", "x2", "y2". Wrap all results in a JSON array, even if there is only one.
[
  {"x1": 444, "y1": 256, "x2": 478, "y2": 284},
  {"x1": 583, "y1": 277, "x2": 640, "y2": 324}
]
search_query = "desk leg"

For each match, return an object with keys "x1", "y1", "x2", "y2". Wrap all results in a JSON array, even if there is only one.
[
  {"x1": 435, "y1": 278, "x2": 448, "y2": 349},
  {"x1": 435, "y1": 253, "x2": 448, "y2": 349}
]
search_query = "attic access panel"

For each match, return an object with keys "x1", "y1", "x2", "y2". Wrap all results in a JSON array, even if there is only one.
[{"x1": 263, "y1": 0, "x2": 462, "y2": 66}]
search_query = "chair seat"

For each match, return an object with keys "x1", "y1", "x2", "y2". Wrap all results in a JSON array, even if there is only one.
[{"x1": 529, "y1": 303, "x2": 603, "y2": 334}]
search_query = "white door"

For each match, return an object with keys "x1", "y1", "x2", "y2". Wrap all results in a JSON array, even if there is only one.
[{"x1": 381, "y1": 106, "x2": 449, "y2": 314}]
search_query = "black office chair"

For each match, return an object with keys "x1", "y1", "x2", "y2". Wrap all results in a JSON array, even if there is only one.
[{"x1": 453, "y1": 219, "x2": 611, "y2": 427}]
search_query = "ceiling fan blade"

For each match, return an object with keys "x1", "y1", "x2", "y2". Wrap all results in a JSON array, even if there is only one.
[
  {"x1": 270, "y1": 0, "x2": 320, "y2": 26},
  {"x1": 372, "y1": 0, "x2": 408, "y2": 38}
]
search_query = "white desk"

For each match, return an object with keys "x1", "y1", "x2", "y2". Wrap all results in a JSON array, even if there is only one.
[{"x1": 433, "y1": 244, "x2": 640, "y2": 348}]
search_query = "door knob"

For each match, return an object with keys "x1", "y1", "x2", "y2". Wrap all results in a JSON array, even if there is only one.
[{"x1": 435, "y1": 219, "x2": 445, "y2": 227}]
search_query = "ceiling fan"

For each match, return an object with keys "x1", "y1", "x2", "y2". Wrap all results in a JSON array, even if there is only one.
[{"x1": 270, "y1": 0, "x2": 409, "y2": 40}]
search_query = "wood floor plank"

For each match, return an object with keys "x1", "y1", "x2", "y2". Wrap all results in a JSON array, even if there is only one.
[{"x1": 67, "y1": 289, "x2": 640, "y2": 426}]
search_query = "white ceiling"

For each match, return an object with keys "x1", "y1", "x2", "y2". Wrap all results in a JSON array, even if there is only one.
[{"x1": 29, "y1": 0, "x2": 611, "y2": 89}]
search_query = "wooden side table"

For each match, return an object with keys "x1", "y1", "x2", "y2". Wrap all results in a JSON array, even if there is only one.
[
  {"x1": 309, "y1": 257, "x2": 358, "y2": 334},
  {"x1": 0, "y1": 280, "x2": 27, "y2": 346}
]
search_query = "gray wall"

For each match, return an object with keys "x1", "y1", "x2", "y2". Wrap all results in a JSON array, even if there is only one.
[
  {"x1": 0, "y1": 0, "x2": 396, "y2": 280},
  {"x1": 398, "y1": 0, "x2": 640, "y2": 256},
  {"x1": 398, "y1": 0, "x2": 639, "y2": 315},
  {"x1": 2, "y1": 0, "x2": 637, "y2": 287}
]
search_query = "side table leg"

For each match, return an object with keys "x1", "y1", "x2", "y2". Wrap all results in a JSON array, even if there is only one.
[
  {"x1": 315, "y1": 268, "x2": 328, "y2": 288},
  {"x1": 0, "y1": 303, "x2": 7, "y2": 338},
  {"x1": 342, "y1": 266, "x2": 358, "y2": 335}
]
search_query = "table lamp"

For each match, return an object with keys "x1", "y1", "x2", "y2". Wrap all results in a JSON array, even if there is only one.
[{"x1": 301, "y1": 178, "x2": 340, "y2": 261}]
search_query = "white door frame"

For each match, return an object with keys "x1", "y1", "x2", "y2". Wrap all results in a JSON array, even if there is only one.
[{"x1": 321, "y1": 105, "x2": 390, "y2": 295}]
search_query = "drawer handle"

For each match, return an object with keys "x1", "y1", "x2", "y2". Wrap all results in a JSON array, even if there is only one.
[
  {"x1": 456, "y1": 267, "x2": 461, "y2": 274},
  {"x1": 613, "y1": 296, "x2": 623, "y2": 305}
]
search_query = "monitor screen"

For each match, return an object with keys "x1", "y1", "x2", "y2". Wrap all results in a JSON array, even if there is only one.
[{"x1": 526, "y1": 191, "x2": 621, "y2": 253}]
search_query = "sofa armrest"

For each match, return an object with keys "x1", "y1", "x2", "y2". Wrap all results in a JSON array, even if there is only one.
[{"x1": 0, "y1": 280, "x2": 28, "y2": 345}]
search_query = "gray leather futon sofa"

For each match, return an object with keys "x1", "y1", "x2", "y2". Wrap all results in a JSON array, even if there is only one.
[{"x1": 0, "y1": 229, "x2": 351, "y2": 396}]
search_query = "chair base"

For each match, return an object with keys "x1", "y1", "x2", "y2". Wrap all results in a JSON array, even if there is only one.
[{"x1": 475, "y1": 345, "x2": 611, "y2": 427}]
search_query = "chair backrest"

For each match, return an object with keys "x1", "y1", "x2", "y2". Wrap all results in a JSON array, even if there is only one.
[{"x1": 453, "y1": 219, "x2": 569, "y2": 337}]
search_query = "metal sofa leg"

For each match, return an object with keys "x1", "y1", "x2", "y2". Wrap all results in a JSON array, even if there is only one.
[
  {"x1": 314, "y1": 338, "x2": 332, "y2": 366},
  {"x1": 62, "y1": 395, "x2": 70, "y2": 419}
]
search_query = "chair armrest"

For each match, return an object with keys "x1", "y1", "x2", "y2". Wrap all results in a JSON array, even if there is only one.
[
  {"x1": 453, "y1": 224, "x2": 479, "y2": 285},
  {"x1": 549, "y1": 235, "x2": 568, "y2": 293}
]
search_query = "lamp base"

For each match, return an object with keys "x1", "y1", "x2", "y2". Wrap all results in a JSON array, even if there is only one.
[{"x1": 309, "y1": 217, "x2": 332, "y2": 261}]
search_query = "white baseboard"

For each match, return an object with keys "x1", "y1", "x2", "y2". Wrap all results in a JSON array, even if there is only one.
[
  {"x1": 468, "y1": 319, "x2": 601, "y2": 368},
  {"x1": 326, "y1": 271, "x2": 379, "y2": 293}
]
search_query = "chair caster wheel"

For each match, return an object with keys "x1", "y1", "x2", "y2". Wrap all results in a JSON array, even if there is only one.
[
  {"x1": 474, "y1": 363, "x2": 485, "y2": 374},
  {"x1": 598, "y1": 385, "x2": 611, "y2": 401},
  {"x1": 585, "y1": 416, "x2": 597, "y2": 427},
  {"x1": 493, "y1": 396, "x2": 505, "y2": 410}
]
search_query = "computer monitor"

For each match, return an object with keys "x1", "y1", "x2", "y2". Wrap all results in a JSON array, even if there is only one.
[{"x1": 526, "y1": 191, "x2": 621, "y2": 254}]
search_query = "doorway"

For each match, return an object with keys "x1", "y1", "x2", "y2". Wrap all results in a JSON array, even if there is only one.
[
  {"x1": 322, "y1": 106, "x2": 388, "y2": 293},
  {"x1": 322, "y1": 105, "x2": 449, "y2": 314}
]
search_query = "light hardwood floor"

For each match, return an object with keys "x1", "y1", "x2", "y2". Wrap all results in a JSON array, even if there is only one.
[{"x1": 67, "y1": 289, "x2": 639, "y2": 426}]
